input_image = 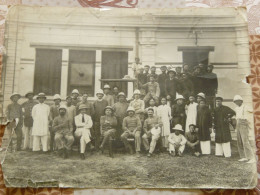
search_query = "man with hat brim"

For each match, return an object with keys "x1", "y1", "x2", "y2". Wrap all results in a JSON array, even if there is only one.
[
  {"x1": 185, "y1": 94, "x2": 198, "y2": 133},
  {"x1": 213, "y1": 96, "x2": 235, "y2": 158},
  {"x1": 49, "y1": 94, "x2": 62, "y2": 151},
  {"x1": 5, "y1": 93, "x2": 23, "y2": 152},
  {"x1": 158, "y1": 66, "x2": 168, "y2": 97},
  {"x1": 165, "y1": 69, "x2": 179, "y2": 103},
  {"x1": 32, "y1": 93, "x2": 50, "y2": 153},
  {"x1": 121, "y1": 106, "x2": 142, "y2": 156},
  {"x1": 233, "y1": 95, "x2": 255, "y2": 163},
  {"x1": 168, "y1": 124, "x2": 187, "y2": 157},
  {"x1": 112, "y1": 92, "x2": 129, "y2": 138},
  {"x1": 52, "y1": 105, "x2": 74, "y2": 159},
  {"x1": 172, "y1": 94, "x2": 186, "y2": 129},
  {"x1": 103, "y1": 84, "x2": 115, "y2": 106},
  {"x1": 197, "y1": 92, "x2": 206, "y2": 104},
  {"x1": 93, "y1": 89, "x2": 109, "y2": 150},
  {"x1": 21, "y1": 91, "x2": 38, "y2": 150},
  {"x1": 129, "y1": 89, "x2": 145, "y2": 123},
  {"x1": 196, "y1": 98, "x2": 212, "y2": 155},
  {"x1": 142, "y1": 107, "x2": 163, "y2": 157},
  {"x1": 76, "y1": 93, "x2": 94, "y2": 116},
  {"x1": 74, "y1": 104, "x2": 93, "y2": 160},
  {"x1": 71, "y1": 89, "x2": 80, "y2": 106},
  {"x1": 100, "y1": 106, "x2": 118, "y2": 158}
]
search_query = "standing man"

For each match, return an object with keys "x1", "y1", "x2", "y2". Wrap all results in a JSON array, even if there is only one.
[
  {"x1": 205, "y1": 65, "x2": 218, "y2": 110},
  {"x1": 141, "y1": 75, "x2": 160, "y2": 105},
  {"x1": 52, "y1": 105, "x2": 74, "y2": 159},
  {"x1": 165, "y1": 69, "x2": 179, "y2": 103},
  {"x1": 32, "y1": 93, "x2": 50, "y2": 153},
  {"x1": 5, "y1": 93, "x2": 23, "y2": 152},
  {"x1": 175, "y1": 66, "x2": 182, "y2": 80},
  {"x1": 147, "y1": 66, "x2": 158, "y2": 82},
  {"x1": 112, "y1": 92, "x2": 129, "y2": 138},
  {"x1": 71, "y1": 89, "x2": 81, "y2": 106},
  {"x1": 233, "y1": 95, "x2": 255, "y2": 163},
  {"x1": 22, "y1": 92, "x2": 38, "y2": 150},
  {"x1": 76, "y1": 93, "x2": 94, "y2": 117},
  {"x1": 49, "y1": 94, "x2": 61, "y2": 151},
  {"x1": 75, "y1": 104, "x2": 93, "y2": 160},
  {"x1": 103, "y1": 84, "x2": 114, "y2": 106},
  {"x1": 93, "y1": 89, "x2": 108, "y2": 150},
  {"x1": 121, "y1": 107, "x2": 142, "y2": 156},
  {"x1": 129, "y1": 89, "x2": 145, "y2": 124},
  {"x1": 144, "y1": 65, "x2": 150, "y2": 81},
  {"x1": 158, "y1": 66, "x2": 168, "y2": 98},
  {"x1": 214, "y1": 97, "x2": 235, "y2": 158},
  {"x1": 131, "y1": 57, "x2": 142, "y2": 78},
  {"x1": 137, "y1": 66, "x2": 147, "y2": 98},
  {"x1": 142, "y1": 107, "x2": 163, "y2": 157},
  {"x1": 112, "y1": 86, "x2": 120, "y2": 103},
  {"x1": 65, "y1": 96, "x2": 76, "y2": 127}
]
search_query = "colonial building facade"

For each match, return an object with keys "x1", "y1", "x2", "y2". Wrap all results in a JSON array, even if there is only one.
[{"x1": 2, "y1": 7, "x2": 251, "y2": 111}]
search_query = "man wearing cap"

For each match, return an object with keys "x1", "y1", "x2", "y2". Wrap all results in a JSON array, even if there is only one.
[
  {"x1": 71, "y1": 89, "x2": 81, "y2": 106},
  {"x1": 5, "y1": 93, "x2": 23, "y2": 152},
  {"x1": 112, "y1": 92, "x2": 129, "y2": 138},
  {"x1": 121, "y1": 106, "x2": 142, "y2": 155},
  {"x1": 52, "y1": 105, "x2": 74, "y2": 159},
  {"x1": 196, "y1": 99, "x2": 212, "y2": 155},
  {"x1": 158, "y1": 66, "x2": 168, "y2": 98},
  {"x1": 168, "y1": 124, "x2": 187, "y2": 157},
  {"x1": 76, "y1": 94, "x2": 94, "y2": 117},
  {"x1": 213, "y1": 97, "x2": 235, "y2": 158},
  {"x1": 100, "y1": 106, "x2": 118, "y2": 158},
  {"x1": 142, "y1": 107, "x2": 163, "y2": 157},
  {"x1": 147, "y1": 66, "x2": 158, "y2": 82},
  {"x1": 129, "y1": 90, "x2": 145, "y2": 123},
  {"x1": 49, "y1": 94, "x2": 62, "y2": 151},
  {"x1": 93, "y1": 89, "x2": 108, "y2": 150},
  {"x1": 75, "y1": 104, "x2": 93, "y2": 160},
  {"x1": 233, "y1": 95, "x2": 255, "y2": 163},
  {"x1": 165, "y1": 69, "x2": 179, "y2": 102},
  {"x1": 32, "y1": 93, "x2": 50, "y2": 152},
  {"x1": 141, "y1": 75, "x2": 160, "y2": 105},
  {"x1": 103, "y1": 84, "x2": 115, "y2": 106},
  {"x1": 21, "y1": 92, "x2": 38, "y2": 150},
  {"x1": 65, "y1": 96, "x2": 76, "y2": 127}
]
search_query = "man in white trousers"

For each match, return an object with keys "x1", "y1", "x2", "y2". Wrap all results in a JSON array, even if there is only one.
[
  {"x1": 74, "y1": 104, "x2": 93, "y2": 160},
  {"x1": 32, "y1": 93, "x2": 50, "y2": 152}
]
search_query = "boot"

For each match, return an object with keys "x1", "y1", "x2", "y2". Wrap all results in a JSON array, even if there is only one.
[
  {"x1": 80, "y1": 153, "x2": 85, "y2": 160},
  {"x1": 108, "y1": 140, "x2": 114, "y2": 158},
  {"x1": 128, "y1": 145, "x2": 134, "y2": 155}
]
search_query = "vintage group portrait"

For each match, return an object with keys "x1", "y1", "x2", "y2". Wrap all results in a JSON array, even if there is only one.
[{"x1": 0, "y1": 6, "x2": 257, "y2": 189}]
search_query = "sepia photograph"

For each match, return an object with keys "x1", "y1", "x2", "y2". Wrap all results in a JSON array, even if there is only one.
[{"x1": 0, "y1": 6, "x2": 257, "y2": 189}]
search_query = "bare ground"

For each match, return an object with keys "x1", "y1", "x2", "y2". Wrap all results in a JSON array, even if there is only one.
[{"x1": 1, "y1": 142, "x2": 257, "y2": 189}]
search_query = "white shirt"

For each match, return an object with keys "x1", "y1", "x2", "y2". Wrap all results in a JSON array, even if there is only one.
[
  {"x1": 32, "y1": 103, "x2": 50, "y2": 136},
  {"x1": 168, "y1": 133, "x2": 187, "y2": 146},
  {"x1": 74, "y1": 114, "x2": 93, "y2": 129}
]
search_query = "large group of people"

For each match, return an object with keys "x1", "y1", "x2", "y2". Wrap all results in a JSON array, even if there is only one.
[{"x1": 4, "y1": 62, "x2": 255, "y2": 164}]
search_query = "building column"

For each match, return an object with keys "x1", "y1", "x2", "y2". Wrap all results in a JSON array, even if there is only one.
[
  {"x1": 60, "y1": 49, "x2": 69, "y2": 98},
  {"x1": 235, "y1": 27, "x2": 251, "y2": 106},
  {"x1": 94, "y1": 50, "x2": 102, "y2": 96}
]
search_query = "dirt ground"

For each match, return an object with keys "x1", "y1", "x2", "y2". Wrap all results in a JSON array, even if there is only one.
[{"x1": 1, "y1": 142, "x2": 257, "y2": 189}]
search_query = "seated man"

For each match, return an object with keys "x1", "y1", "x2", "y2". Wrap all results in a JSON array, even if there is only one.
[
  {"x1": 168, "y1": 124, "x2": 187, "y2": 157},
  {"x1": 121, "y1": 107, "x2": 142, "y2": 156},
  {"x1": 142, "y1": 107, "x2": 163, "y2": 157},
  {"x1": 52, "y1": 105, "x2": 75, "y2": 159},
  {"x1": 74, "y1": 104, "x2": 93, "y2": 160},
  {"x1": 185, "y1": 124, "x2": 200, "y2": 157}
]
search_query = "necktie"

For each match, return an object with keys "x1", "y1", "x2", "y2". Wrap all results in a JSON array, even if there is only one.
[{"x1": 82, "y1": 114, "x2": 85, "y2": 123}]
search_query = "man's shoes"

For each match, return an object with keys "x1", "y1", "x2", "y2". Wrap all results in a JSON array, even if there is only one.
[
  {"x1": 194, "y1": 152, "x2": 200, "y2": 157},
  {"x1": 147, "y1": 153, "x2": 152, "y2": 157},
  {"x1": 246, "y1": 159, "x2": 256, "y2": 164},
  {"x1": 178, "y1": 151, "x2": 183, "y2": 157},
  {"x1": 238, "y1": 158, "x2": 248, "y2": 162},
  {"x1": 80, "y1": 153, "x2": 85, "y2": 160},
  {"x1": 136, "y1": 151, "x2": 141, "y2": 157},
  {"x1": 169, "y1": 151, "x2": 175, "y2": 157}
]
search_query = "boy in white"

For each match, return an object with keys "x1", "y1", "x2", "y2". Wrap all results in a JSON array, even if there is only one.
[
  {"x1": 157, "y1": 97, "x2": 172, "y2": 150},
  {"x1": 168, "y1": 124, "x2": 187, "y2": 157},
  {"x1": 74, "y1": 104, "x2": 93, "y2": 160}
]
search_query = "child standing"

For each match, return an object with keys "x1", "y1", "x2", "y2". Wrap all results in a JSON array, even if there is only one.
[
  {"x1": 157, "y1": 97, "x2": 172, "y2": 151},
  {"x1": 168, "y1": 124, "x2": 187, "y2": 157}
]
